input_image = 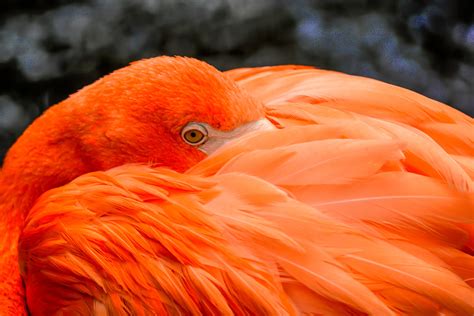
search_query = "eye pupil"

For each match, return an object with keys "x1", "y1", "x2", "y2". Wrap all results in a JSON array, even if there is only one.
[{"x1": 190, "y1": 132, "x2": 196, "y2": 137}]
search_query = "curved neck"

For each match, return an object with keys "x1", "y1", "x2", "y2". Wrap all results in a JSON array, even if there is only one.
[
  {"x1": 0, "y1": 172, "x2": 32, "y2": 315},
  {"x1": 0, "y1": 212, "x2": 26, "y2": 315},
  {"x1": 0, "y1": 106, "x2": 90, "y2": 315}
]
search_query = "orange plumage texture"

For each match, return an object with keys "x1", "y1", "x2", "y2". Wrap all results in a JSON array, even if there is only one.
[{"x1": 1, "y1": 56, "x2": 473, "y2": 315}]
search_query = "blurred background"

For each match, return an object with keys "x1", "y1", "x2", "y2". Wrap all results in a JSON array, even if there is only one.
[{"x1": 1, "y1": 0, "x2": 473, "y2": 162}]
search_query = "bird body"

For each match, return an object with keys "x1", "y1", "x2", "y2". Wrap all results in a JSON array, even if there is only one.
[{"x1": 1, "y1": 57, "x2": 473, "y2": 315}]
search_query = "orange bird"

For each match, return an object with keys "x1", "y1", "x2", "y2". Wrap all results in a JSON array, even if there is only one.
[{"x1": 0, "y1": 56, "x2": 473, "y2": 315}]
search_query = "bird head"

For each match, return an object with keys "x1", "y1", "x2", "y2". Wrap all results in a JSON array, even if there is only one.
[
  {"x1": 69, "y1": 56, "x2": 269, "y2": 171},
  {"x1": 1, "y1": 56, "x2": 269, "y2": 214}
]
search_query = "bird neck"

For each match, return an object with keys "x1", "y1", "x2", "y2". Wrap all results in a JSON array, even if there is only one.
[
  {"x1": 0, "y1": 210, "x2": 27, "y2": 315},
  {"x1": 0, "y1": 105, "x2": 90, "y2": 315},
  {"x1": 0, "y1": 170, "x2": 34, "y2": 315}
]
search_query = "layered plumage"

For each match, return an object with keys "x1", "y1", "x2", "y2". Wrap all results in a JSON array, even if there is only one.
[{"x1": 1, "y1": 57, "x2": 473, "y2": 315}]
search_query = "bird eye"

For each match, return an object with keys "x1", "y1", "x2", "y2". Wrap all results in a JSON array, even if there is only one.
[{"x1": 181, "y1": 123, "x2": 208, "y2": 146}]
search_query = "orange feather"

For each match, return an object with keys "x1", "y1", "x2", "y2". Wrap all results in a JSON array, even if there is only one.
[{"x1": 0, "y1": 56, "x2": 472, "y2": 315}]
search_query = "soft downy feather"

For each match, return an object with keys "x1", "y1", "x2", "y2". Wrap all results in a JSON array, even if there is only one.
[{"x1": 20, "y1": 166, "x2": 297, "y2": 316}]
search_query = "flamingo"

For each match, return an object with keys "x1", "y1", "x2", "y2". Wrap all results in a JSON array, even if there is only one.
[{"x1": 0, "y1": 56, "x2": 473, "y2": 315}]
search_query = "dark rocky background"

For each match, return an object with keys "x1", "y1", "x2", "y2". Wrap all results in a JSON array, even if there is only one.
[{"x1": 1, "y1": 0, "x2": 473, "y2": 163}]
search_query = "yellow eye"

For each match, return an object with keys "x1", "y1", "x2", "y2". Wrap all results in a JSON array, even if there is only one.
[{"x1": 181, "y1": 124, "x2": 208, "y2": 146}]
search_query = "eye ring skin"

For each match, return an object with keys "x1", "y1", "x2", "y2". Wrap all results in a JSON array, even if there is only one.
[
  {"x1": 181, "y1": 123, "x2": 209, "y2": 146},
  {"x1": 181, "y1": 119, "x2": 275, "y2": 155}
]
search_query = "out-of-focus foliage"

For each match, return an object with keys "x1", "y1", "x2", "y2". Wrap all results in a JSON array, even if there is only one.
[{"x1": 0, "y1": 0, "x2": 473, "y2": 162}]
